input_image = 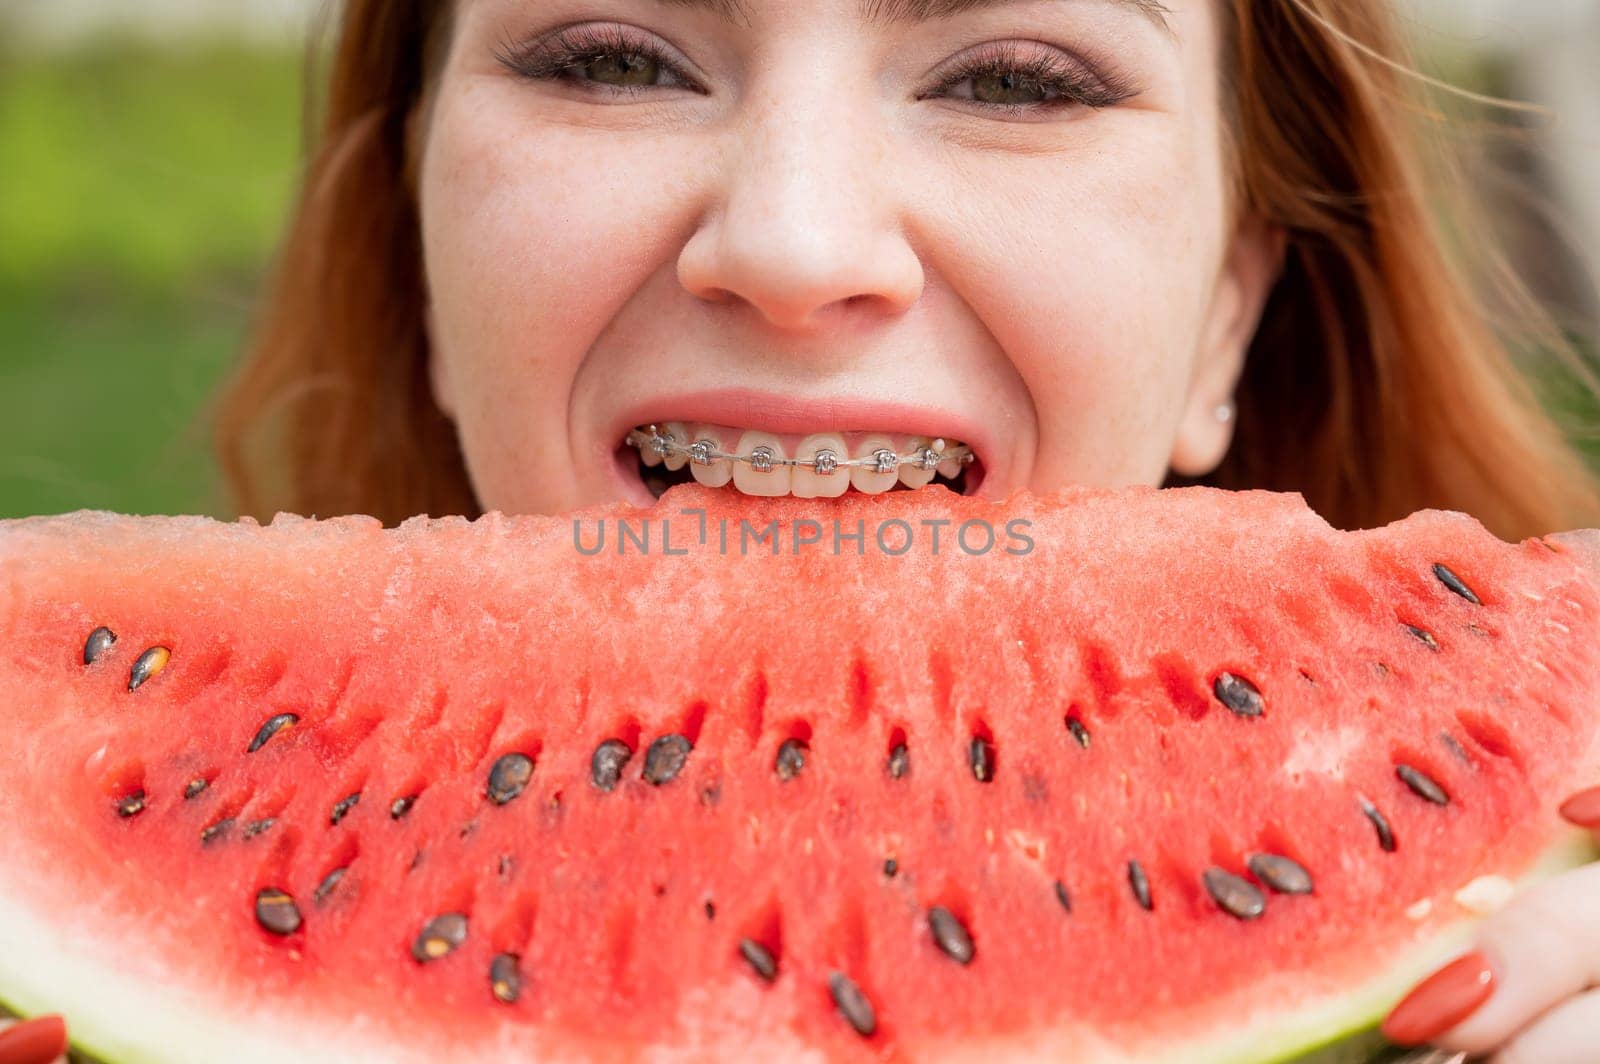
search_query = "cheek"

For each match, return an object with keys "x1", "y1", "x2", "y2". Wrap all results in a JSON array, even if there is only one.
[
  {"x1": 919, "y1": 113, "x2": 1226, "y2": 485},
  {"x1": 418, "y1": 81, "x2": 696, "y2": 494}
]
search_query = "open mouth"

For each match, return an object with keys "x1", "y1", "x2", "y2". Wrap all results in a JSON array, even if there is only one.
[{"x1": 616, "y1": 423, "x2": 985, "y2": 500}]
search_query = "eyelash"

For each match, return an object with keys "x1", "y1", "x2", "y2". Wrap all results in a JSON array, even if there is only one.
[{"x1": 493, "y1": 24, "x2": 1136, "y2": 115}]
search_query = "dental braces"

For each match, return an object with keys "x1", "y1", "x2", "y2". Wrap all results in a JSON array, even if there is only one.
[{"x1": 625, "y1": 424, "x2": 977, "y2": 476}]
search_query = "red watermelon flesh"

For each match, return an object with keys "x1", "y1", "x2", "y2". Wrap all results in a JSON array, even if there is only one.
[{"x1": 0, "y1": 484, "x2": 1597, "y2": 1063}]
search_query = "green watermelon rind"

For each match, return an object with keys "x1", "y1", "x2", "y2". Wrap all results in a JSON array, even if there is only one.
[
  {"x1": 1264, "y1": 830, "x2": 1599, "y2": 1064},
  {"x1": 2, "y1": 832, "x2": 1593, "y2": 1064}
]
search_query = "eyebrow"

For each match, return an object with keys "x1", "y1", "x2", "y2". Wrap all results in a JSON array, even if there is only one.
[{"x1": 658, "y1": 0, "x2": 1172, "y2": 32}]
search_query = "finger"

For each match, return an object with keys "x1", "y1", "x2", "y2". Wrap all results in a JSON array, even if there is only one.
[
  {"x1": 1490, "y1": 987, "x2": 1600, "y2": 1064},
  {"x1": 0, "y1": 1015, "x2": 69, "y2": 1064},
  {"x1": 1558, "y1": 784, "x2": 1600, "y2": 832},
  {"x1": 1426, "y1": 861, "x2": 1600, "y2": 1054}
]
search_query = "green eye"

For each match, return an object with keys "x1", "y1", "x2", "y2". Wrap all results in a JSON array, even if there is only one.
[
  {"x1": 970, "y1": 72, "x2": 1049, "y2": 107},
  {"x1": 583, "y1": 52, "x2": 661, "y2": 88},
  {"x1": 494, "y1": 26, "x2": 694, "y2": 97}
]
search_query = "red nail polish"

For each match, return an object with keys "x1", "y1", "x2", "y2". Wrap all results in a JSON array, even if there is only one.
[
  {"x1": 1559, "y1": 784, "x2": 1600, "y2": 828},
  {"x1": 0, "y1": 1015, "x2": 67, "y2": 1064},
  {"x1": 1381, "y1": 952, "x2": 1496, "y2": 1046}
]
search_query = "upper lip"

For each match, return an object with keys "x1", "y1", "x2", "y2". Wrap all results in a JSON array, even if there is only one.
[{"x1": 607, "y1": 386, "x2": 996, "y2": 467}]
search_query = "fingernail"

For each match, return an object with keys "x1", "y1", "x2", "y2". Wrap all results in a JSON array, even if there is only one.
[
  {"x1": 0, "y1": 1015, "x2": 68, "y2": 1064},
  {"x1": 1381, "y1": 951, "x2": 1496, "y2": 1046},
  {"x1": 1559, "y1": 784, "x2": 1600, "y2": 828}
]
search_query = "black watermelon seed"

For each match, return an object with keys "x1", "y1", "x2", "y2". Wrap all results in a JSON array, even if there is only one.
[
  {"x1": 887, "y1": 743, "x2": 910, "y2": 780},
  {"x1": 643, "y1": 734, "x2": 692, "y2": 785},
  {"x1": 705, "y1": 901, "x2": 716, "y2": 920},
  {"x1": 390, "y1": 795, "x2": 417, "y2": 820},
  {"x1": 255, "y1": 888, "x2": 302, "y2": 935},
  {"x1": 1440, "y1": 731, "x2": 1473, "y2": 766},
  {"x1": 828, "y1": 972, "x2": 876, "y2": 1037},
  {"x1": 487, "y1": 752, "x2": 535, "y2": 805},
  {"x1": 1403, "y1": 624, "x2": 1439, "y2": 650},
  {"x1": 1397, "y1": 764, "x2": 1449, "y2": 805},
  {"x1": 330, "y1": 792, "x2": 361, "y2": 825},
  {"x1": 490, "y1": 953, "x2": 523, "y2": 1004},
  {"x1": 1065, "y1": 717, "x2": 1091, "y2": 749},
  {"x1": 1247, "y1": 853, "x2": 1314, "y2": 895},
  {"x1": 883, "y1": 858, "x2": 898, "y2": 878},
  {"x1": 243, "y1": 818, "x2": 276, "y2": 839},
  {"x1": 313, "y1": 867, "x2": 346, "y2": 906},
  {"x1": 969, "y1": 736, "x2": 995, "y2": 782},
  {"x1": 247, "y1": 712, "x2": 299, "y2": 753},
  {"x1": 739, "y1": 938, "x2": 778, "y2": 982},
  {"x1": 590, "y1": 739, "x2": 632, "y2": 792},
  {"x1": 1053, "y1": 880, "x2": 1072, "y2": 913},
  {"x1": 1360, "y1": 797, "x2": 1396, "y2": 852},
  {"x1": 775, "y1": 738, "x2": 809, "y2": 781},
  {"x1": 1213, "y1": 673, "x2": 1263, "y2": 718},
  {"x1": 1202, "y1": 868, "x2": 1266, "y2": 920},
  {"x1": 412, "y1": 912, "x2": 469, "y2": 962},
  {"x1": 1128, "y1": 860, "x2": 1153, "y2": 910},
  {"x1": 83, "y1": 626, "x2": 117, "y2": 665},
  {"x1": 1433, "y1": 563, "x2": 1481, "y2": 605},
  {"x1": 183, "y1": 777, "x2": 208, "y2": 800},
  {"x1": 115, "y1": 791, "x2": 146, "y2": 818},
  {"x1": 200, "y1": 818, "x2": 234, "y2": 845},
  {"x1": 127, "y1": 646, "x2": 171, "y2": 692},
  {"x1": 928, "y1": 906, "x2": 975, "y2": 965},
  {"x1": 498, "y1": 855, "x2": 513, "y2": 879}
]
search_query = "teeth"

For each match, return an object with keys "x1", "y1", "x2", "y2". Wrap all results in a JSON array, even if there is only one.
[
  {"x1": 898, "y1": 436, "x2": 937, "y2": 489},
  {"x1": 687, "y1": 423, "x2": 734, "y2": 489},
  {"x1": 791, "y1": 433, "x2": 850, "y2": 499},
  {"x1": 850, "y1": 434, "x2": 901, "y2": 495},
  {"x1": 732, "y1": 431, "x2": 791, "y2": 497},
  {"x1": 626, "y1": 423, "x2": 976, "y2": 498},
  {"x1": 660, "y1": 422, "x2": 691, "y2": 471}
]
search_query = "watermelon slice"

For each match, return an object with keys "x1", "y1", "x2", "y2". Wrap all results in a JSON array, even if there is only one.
[{"x1": 1, "y1": 484, "x2": 1596, "y2": 1063}]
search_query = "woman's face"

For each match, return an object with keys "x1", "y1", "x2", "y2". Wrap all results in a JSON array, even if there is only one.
[{"x1": 418, "y1": 0, "x2": 1283, "y2": 514}]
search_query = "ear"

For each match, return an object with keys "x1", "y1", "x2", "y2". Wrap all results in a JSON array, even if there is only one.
[{"x1": 1168, "y1": 210, "x2": 1287, "y2": 477}]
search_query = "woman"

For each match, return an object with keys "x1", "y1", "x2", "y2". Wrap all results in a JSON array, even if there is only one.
[{"x1": 8, "y1": 1, "x2": 1578, "y2": 1061}]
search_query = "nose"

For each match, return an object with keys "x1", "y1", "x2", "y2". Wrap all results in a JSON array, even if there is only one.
[{"x1": 676, "y1": 74, "x2": 925, "y2": 334}]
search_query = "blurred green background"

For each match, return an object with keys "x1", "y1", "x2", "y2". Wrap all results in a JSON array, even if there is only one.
[
  {"x1": 0, "y1": 28, "x2": 304, "y2": 519},
  {"x1": 1, "y1": 3, "x2": 1598, "y2": 519},
  {"x1": 0, "y1": 10, "x2": 308, "y2": 518}
]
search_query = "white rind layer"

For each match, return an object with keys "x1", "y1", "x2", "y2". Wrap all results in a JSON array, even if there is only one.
[{"x1": 2, "y1": 832, "x2": 1594, "y2": 1064}]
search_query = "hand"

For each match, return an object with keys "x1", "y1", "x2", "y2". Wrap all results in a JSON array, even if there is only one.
[
  {"x1": 0, "y1": 1015, "x2": 67, "y2": 1064},
  {"x1": 1379, "y1": 786, "x2": 1600, "y2": 1063}
]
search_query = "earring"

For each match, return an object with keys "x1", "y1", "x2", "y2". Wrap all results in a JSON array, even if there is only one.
[{"x1": 1213, "y1": 400, "x2": 1235, "y2": 424}]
